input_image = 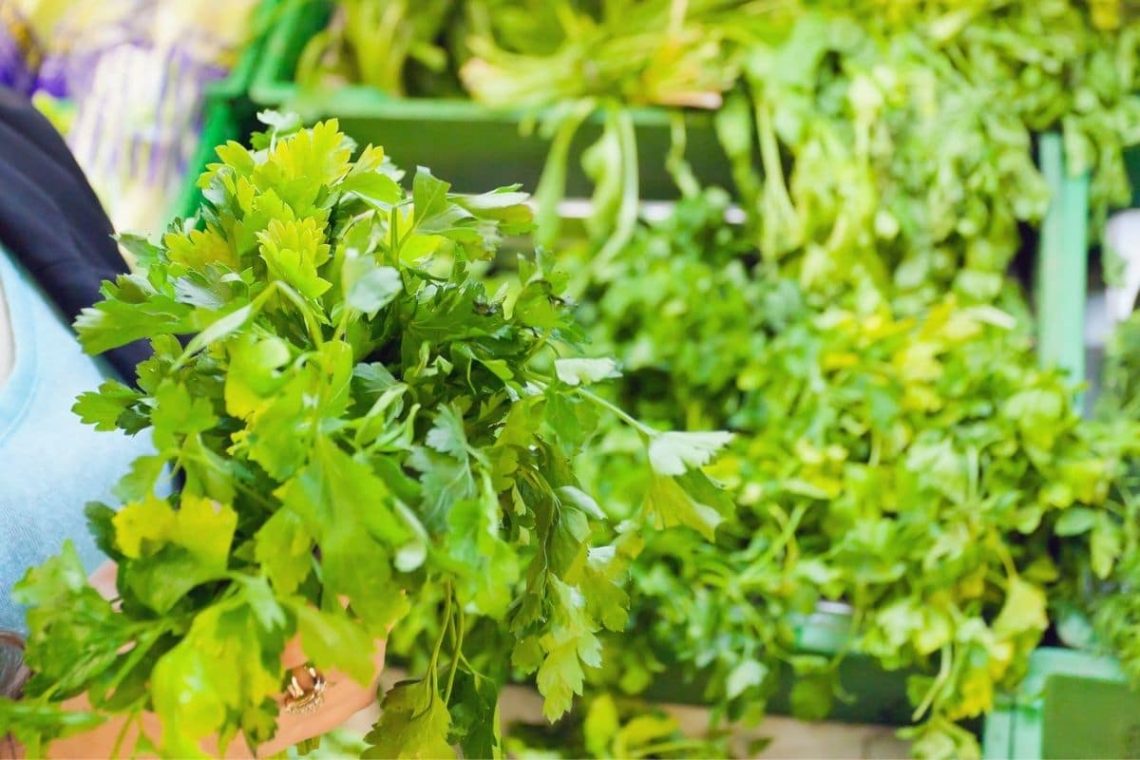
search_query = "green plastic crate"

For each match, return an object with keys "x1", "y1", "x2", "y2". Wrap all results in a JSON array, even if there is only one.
[
  {"x1": 983, "y1": 647, "x2": 1140, "y2": 759},
  {"x1": 248, "y1": 0, "x2": 731, "y2": 198},
  {"x1": 171, "y1": 0, "x2": 287, "y2": 221},
  {"x1": 1036, "y1": 133, "x2": 1091, "y2": 386},
  {"x1": 640, "y1": 603, "x2": 917, "y2": 727},
  {"x1": 173, "y1": 99, "x2": 243, "y2": 221},
  {"x1": 776, "y1": 604, "x2": 915, "y2": 726},
  {"x1": 1124, "y1": 146, "x2": 1140, "y2": 208}
]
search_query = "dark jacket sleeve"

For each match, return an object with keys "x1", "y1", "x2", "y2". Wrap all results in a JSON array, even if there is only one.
[{"x1": 0, "y1": 87, "x2": 150, "y2": 382}]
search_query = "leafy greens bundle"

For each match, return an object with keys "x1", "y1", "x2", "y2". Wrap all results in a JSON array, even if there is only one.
[
  {"x1": 724, "y1": 0, "x2": 1140, "y2": 307},
  {"x1": 0, "y1": 114, "x2": 733, "y2": 758},
  {"x1": 295, "y1": 0, "x2": 458, "y2": 97},
  {"x1": 1081, "y1": 311, "x2": 1140, "y2": 685},
  {"x1": 295, "y1": 0, "x2": 1140, "y2": 302},
  {"x1": 565, "y1": 190, "x2": 1140, "y2": 759}
]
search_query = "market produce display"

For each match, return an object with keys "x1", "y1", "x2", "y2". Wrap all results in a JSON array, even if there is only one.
[
  {"x1": 293, "y1": 0, "x2": 1140, "y2": 300},
  {"x1": 3, "y1": 1, "x2": 1140, "y2": 758},
  {"x1": 295, "y1": 0, "x2": 458, "y2": 97},
  {"x1": 555, "y1": 190, "x2": 1140, "y2": 759},
  {"x1": 0, "y1": 114, "x2": 733, "y2": 757},
  {"x1": 1083, "y1": 311, "x2": 1140, "y2": 682}
]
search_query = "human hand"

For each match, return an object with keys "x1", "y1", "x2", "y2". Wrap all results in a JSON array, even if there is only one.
[{"x1": 39, "y1": 562, "x2": 387, "y2": 758}]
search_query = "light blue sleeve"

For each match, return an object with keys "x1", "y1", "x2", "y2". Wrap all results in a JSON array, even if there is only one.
[{"x1": 0, "y1": 249, "x2": 159, "y2": 633}]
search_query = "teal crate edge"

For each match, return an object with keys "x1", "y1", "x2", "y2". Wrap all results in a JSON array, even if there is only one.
[
  {"x1": 640, "y1": 604, "x2": 916, "y2": 727},
  {"x1": 982, "y1": 704, "x2": 1015, "y2": 759},
  {"x1": 1036, "y1": 132, "x2": 1091, "y2": 386},
  {"x1": 1017, "y1": 646, "x2": 1126, "y2": 700},
  {"x1": 791, "y1": 602, "x2": 854, "y2": 654},
  {"x1": 983, "y1": 646, "x2": 1137, "y2": 760}
]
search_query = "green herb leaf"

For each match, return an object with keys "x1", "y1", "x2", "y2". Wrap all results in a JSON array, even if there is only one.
[{"x1": 647, "y1": 431, "x2": 735, "y2": 476}]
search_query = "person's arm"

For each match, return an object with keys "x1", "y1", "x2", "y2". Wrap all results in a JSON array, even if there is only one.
[
  {"x1": 0, "y1": 273, "x2": 12, "y2": 385},
  {"x1": 8, "y1": 562, "x2": 386, "y2": 759}
]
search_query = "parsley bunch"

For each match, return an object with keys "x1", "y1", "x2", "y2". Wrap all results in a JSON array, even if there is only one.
[
  {"x1": 1079, "y1": 311, "x2": 1140, "y2": 683},
  {"x1": 299, "y1": 0, "x2": 1140, "y2": 302},
  {"x1": 0, "y1": 114, "x2": 732, "y2": 757},
  {"x1": 719, "y1": 0, "x2": 1140, "y2": 308},
  {"x1": 296, "y1": 0, "x2": 458, "y2": 97},
  {"x1": 569, "y1": 190, "x2": 1136, "y2": 759}
]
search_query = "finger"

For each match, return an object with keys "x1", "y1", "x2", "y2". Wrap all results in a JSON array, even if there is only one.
[
  {"x1": 257, "y1": 662, "x2": 386, "y2": 757},
  {"x1": 279, "y1": 596, "x2": 369, "y2": 670},
  {"x1": 281, "y1": 636, "x2": 307, "y2": 670},
  {"x1": 371, "y1": 638, "x2": 388, "y2": 674},
  {"x1": 282, "y1": 636, "x2": 387, "y2": 678},
  {"x1": 88, "y1": 561, "x2": 118, "y2": 601}
]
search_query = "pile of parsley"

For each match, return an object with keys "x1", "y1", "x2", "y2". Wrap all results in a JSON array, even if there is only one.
[
  {"x1": 0, "y1": 115, "x2": 732, "y2": 757},
  {"x1": 561, "y1": 190, "x2": 1140, "y2": 759},
  {"x1": 1079, "y1": 311, "x2": 1140, "y2": 684},
  {"x1": 297, "y1": 0, "x2": 1140, "y2": 295}
]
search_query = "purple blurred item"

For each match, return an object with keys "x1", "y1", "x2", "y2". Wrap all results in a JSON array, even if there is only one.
[
  {"x1": 14, "y1": 0, "x2": 259, "y2": 231},
  {"x1": 33, "y1": 0, "x2": 152, "y2": 100},
  {"x1": 34, "y1": 52, "x2": 72, "y2": 98},
  {"x1": 0, "y1": 3, "x2": 39, "y2": 95},
  {"x1": 65, "y1": 36, "x2": 235, "y2": 231}
]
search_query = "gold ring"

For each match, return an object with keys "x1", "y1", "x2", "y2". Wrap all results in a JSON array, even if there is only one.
[{"x1": 283, "y1": 665, "x2": 327, "y2": 715}]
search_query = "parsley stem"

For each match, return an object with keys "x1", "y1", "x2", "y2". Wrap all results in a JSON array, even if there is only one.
[
  {"x1": 331, "y1": 308, "x2": 350, "y2": 345},
  {"x1": 444, "y1": 605, "x2": 465, "y2": 704},
  {"x1": 388, "y1": 204, "x2": 401, "y2": 264},
  {"x1": 992, "y1": 537, "x2": 1019, "y2": 580},
  {"x1": 428, "y1": 582, "x2": 453, "y2": 681},
  {"x1": 591, "y1": 108, "x2": 640, "y2": 273},
  {"x1": 524, "y1": 373, "x2": 658, "y2": 436},
  {"x1": 912, "y1": 643, "x2": 953, "y2": 721},
  {"x1": 455, "y1": 650, "x2": 488, "y2": 683},
  {"x1": 574, "y1": 387, "x2": 658, "y2": 438},
  {"x1": 271, "y1": 281, "x2": 325, "y2": 349},
  {"x1": 631, "y1": 738, "x2": 710, "y2": 758},
  {"x1": 739, "y1": 503, "x2": 807, "y2": 585},
  {"x1": 178, "y1": 449, "x2": 276, "y2": 512},
  {"x1": 109, "y1": 710, "x2": 140, "y2": 759}
]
